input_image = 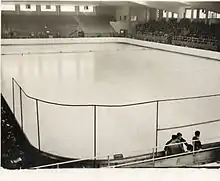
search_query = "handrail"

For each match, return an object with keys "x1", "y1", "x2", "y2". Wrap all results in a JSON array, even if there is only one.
[
  {"x1": 31, "y1": 135, "x2": 220, "y2": 169},
  {"x1": 31, "y1": 158, "x2": 91, "y2": 169},
  {"x1": 109, "y1": 145, "x2": 220, "y2": 168},
  {"x1": 158, "y1": 119, "x2": 220, "y2": 131},
  {"x1": 12, "y1": 78, "x2": 220, "y2": 107}
]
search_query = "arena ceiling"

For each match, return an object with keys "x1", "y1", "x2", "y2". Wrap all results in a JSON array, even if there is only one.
[{"x1": 1, "y1": 0, "x2": 220, "y2": 12}]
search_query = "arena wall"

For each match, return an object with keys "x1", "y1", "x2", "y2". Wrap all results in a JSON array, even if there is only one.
[{"x1": 2, "y1": 38, "x2": 220, "y2": 60}]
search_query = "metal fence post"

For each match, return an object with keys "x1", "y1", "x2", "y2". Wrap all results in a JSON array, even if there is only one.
[
  {"x1": 19, "y1": 87, "x2": 23, "y2": 130},
  {"x1": 93, "y1": 105, "x2": 97, "y2": 168},
  {"x1": 36, "y1": 99, "x2": 41, "y2": 151},
  {"x1": 12, "y1": 78, "x2": 15, "y2": 115},
  {"x1": 155, "y1": 101, "x2": 159, "y2": 154}
]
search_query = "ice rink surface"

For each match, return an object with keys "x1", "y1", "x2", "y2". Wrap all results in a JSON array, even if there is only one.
[{"x1": 2, "y1": 42, "x2": 220, "y2": 159}]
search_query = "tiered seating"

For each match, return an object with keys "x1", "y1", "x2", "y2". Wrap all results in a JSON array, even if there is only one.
[
  {"x1": 136, "y1": 19, "x2": 220, "y2": 51},
  {"x1": 1, "y1": 14, "x2": 79, "y2": 38}
]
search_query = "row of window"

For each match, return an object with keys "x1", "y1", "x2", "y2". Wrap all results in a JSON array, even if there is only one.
[
  {"x1": 162, "y1": 11, "x2": 178, "y2": 18},
  {"x1": 161, "y1": 9, "x2": 220, "y2": 19},
  {"x1": 119, "y1": 15, "x2": 137, "y2": 21},
  {"x1": 185, "y1": 9, "x2": 220, "y2": 19},
  {"x1": 1, "y1": 4, "x2": 93, "y2": 12}
]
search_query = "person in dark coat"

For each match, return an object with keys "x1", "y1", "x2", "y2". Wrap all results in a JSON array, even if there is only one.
[
  {"x1": 164, "y1": 135, "x2": 182, "y2": 155},
  {"x1": 176, "y1": 132, "x2": 187, "y2": 153},
  {"x1": 192, "y1": 130, "x2": 202, "y2": 151}
]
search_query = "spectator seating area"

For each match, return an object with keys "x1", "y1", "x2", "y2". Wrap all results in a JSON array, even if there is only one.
[
  {"x1": 2, "y1": 14, "x2": 80, "y2": 38},
  {"x1": 1, "y1": 14, "x2": 115, "y2": 39},
  {"x1": 136, "y1": 19, "x2": 220, "y2": 51},
  {"x1": 1, "y1": 15, "x2": 220, "y2": 51}
]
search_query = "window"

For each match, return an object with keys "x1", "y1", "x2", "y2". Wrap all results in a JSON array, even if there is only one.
[
  {"x1": 173, "y1": 13, "x2": 178, "y2": 18},
  {"x1": 168, "y1": 12, "x2": 172, "y2": 18},
  {"x1": 120, "y1": 16, "x2": 121, "y2": 20},
  {"x1": 60, "y1": 5, "x2": 75, "y2": 12},
  {"x1": 131, "y1": 16, "x2": 137, "y2": 21},
  {"x1": 124, "y1": 16, "x2": 127, "y2": 20},
  {"x1": 41, "y1": 5, "x2": 56, "y2": 12},
  {"x1": 26, "y1": 4, "x2": 31, "y2": 9},
  {"x1": 193, "y1": 9, "x2": 197, "y2": 19},
  {"x1": 217, "y1": 13, "x2": 220, "y2": 19},
  {"x1": 199, "y1": 9, "x2": 206, "y2": 19},
  {"x1": 1, "y1": 4, "x2": 15, "y2": 11},
  {"x1": 185, "y1": 9, "x2": 192, "y2": 19},
  {"x1": 163, "y1": 10, "x2": 167, "y2": 18},
  {"x1": 79, "y1": 5, "x2": 93, "y2": 12},
  {"x1": 46, "y1": 5, "x2": 51, "y2": 9},
  {"x1": 20, "y1": 4, "x2": 36, "y2": 11}
]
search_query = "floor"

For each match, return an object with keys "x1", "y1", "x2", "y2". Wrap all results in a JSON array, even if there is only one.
[{"x1": 2, "y1": 42, "x2": 220, "y2": 159}]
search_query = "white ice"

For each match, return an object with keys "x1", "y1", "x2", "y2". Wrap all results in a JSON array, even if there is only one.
[{"x1": 2, "y1": 43, "x2": 220, "y2": 159}]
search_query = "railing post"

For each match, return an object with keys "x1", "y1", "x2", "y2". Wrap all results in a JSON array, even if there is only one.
[
  {"x1": 12, "y1": 78, "x2": 15, "y2": 115},
  {"x1": 155, "y1": 101, "x2": 159, "y2": 154},
  {"x1": 93, "y1": 105, "x2": 97, "y2": 168},
  {"x1": 36, "y1": 99, "x2": 41, "y2": 151},
  {"x1": 152, "y1": 148, "x2": 155, "y2": 167},
  {"x1": 107, "y1": 155, "x2": 110, "y2": 167},
  {"x1": 19, "y1": 87, "x2": 23, "y2": 130}
]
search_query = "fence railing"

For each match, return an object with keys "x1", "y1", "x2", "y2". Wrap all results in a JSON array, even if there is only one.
[
  {"x1": 31, "y1": 135, "x2": 220, "y2": 169},
  {"x1": 11, "y1": 77, "x2": 220, "y2": 168}
]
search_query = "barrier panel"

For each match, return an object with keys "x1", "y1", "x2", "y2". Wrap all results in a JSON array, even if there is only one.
[{"x1": 12, "y1": 77, "x2": 220, "y2": 167}]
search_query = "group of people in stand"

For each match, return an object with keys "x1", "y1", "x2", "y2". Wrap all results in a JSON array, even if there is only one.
[{"x1": 164, "y1": 131, "x2": 202, "y2": 156}]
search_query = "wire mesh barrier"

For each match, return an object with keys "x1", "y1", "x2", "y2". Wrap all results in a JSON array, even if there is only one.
[{"x1": 11, "y1": 77, "x2": 220, "y2": 168}]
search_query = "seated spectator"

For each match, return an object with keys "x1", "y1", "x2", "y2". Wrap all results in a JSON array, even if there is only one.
[
  {"x1": 164, "y1": 135, "x2": 182, "y2": 155},
  {"x1": 192, "y1": 130, "x2": 202, "y2": 151},
  {"x1": 176, "y1": 132, "x2": 188, "y2": 152}
]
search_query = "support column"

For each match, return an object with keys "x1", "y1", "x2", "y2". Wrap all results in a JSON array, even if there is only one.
[
  {"x1": 76, "y1": 6, "x2": 80, "y2": 15},
  {"x1": 196, "y1": 8, "x2": 200, "y2": 20},
  {"x1": 128, "y1": 5, "x2": 131, "y2": 34},
  {"x1": 15, "y1": 4, "x2": 20, "y2": 15},
  {"x1": 191, "y1": 9, "x2": 194, "y2": 21},
  {"x1": 166, "y1": 11, "x2": 169, "y2": 21},
  {"x1": 205, "y1": 9, "x2": 209, "y2": 24},
  {"x1": 56, "y1": 5, "x2": 61, "y2": 16},
  {"x1": 36, "y1": 5, "x2": 41, "y2": 15},
  {"x1": 145, "y1": 7, "x2": 150, "y2": 22}
]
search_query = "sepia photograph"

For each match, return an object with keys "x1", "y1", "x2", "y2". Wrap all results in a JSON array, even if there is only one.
[{"x1": 1, "y1": 0, "x2": 220, "y2": 170}]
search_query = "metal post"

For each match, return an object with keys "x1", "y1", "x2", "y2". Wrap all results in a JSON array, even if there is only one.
[
  {"x1": 12, "y1": 78, "x2": 15, "y2": 115},
  {"x1": 155, "y1": 101, "x2": 159, "y2": 154},
  {"x1": 152, "y1": 148, "x2": 155, "y2": 167},
  {"x1": 36, "y1": 99, "x2": 41, "y2": 151},
  {"x1": 93, "y1": 105, "x2": 97, "y2": 168},
  {"x1": 19, "y1": 87, "x2": 23, "y2": 130},
  {"x1": 107, "y1": 155, "x2": 110, "y2": 167}
]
